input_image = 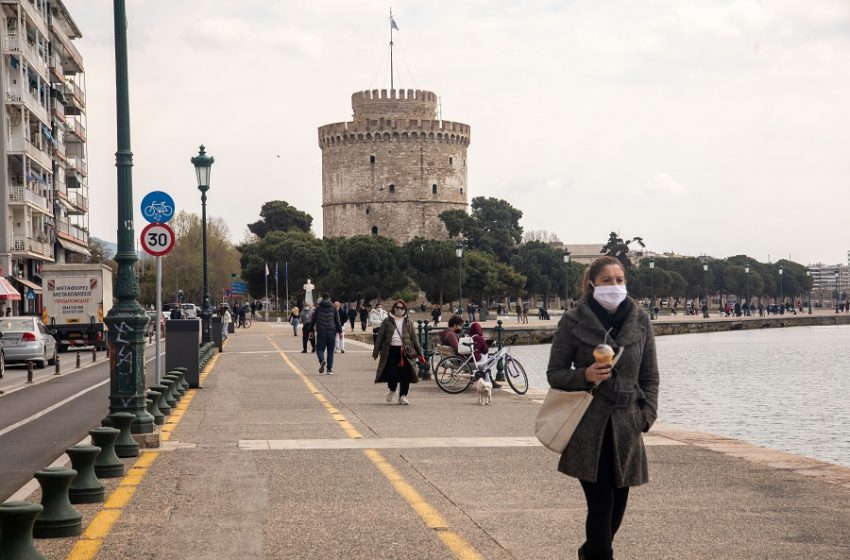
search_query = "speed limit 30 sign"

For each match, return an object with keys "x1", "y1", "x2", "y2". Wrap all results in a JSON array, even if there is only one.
[{"x1": 141, "y1": 222, "x2": 175, "y2": 256}]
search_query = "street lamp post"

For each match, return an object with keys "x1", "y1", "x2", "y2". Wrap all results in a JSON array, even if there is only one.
[
  {"x1": 834, "y1": 270, "x2": 840, "y2": 313},
  {"x1": 455, "y1": 237, "x2": 464, "y2": 316},
  {"x1": 191, "y1": 146, "x2": 214, "y2": 344},
  {"x1": 745, "y1": 265, "x2": 750, "y2": 316},
  {"x1": 779, "y1": 267, "x2": 784, "y2": 312},
  {"x1": 702, "y1": 263, "x2": 709, "y2": 318},
  {"x1": 649, "y1": 257, "x2": 656, "y2": 320},
  {"x1": 806, "y1": 270, "x2": 812, "y2": 314},
  {"x1": 104, "y1": 0, "x2": 154, "y2": 433},
  {"x1": 563, "y1": 249, "x2": 571, "y2": 310}
]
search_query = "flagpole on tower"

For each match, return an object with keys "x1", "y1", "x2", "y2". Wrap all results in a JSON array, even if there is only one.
[{"x1": 389, "y1": 7, "x2": 396, "y2": 90}]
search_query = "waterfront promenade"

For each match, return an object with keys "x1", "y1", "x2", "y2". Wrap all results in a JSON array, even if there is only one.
[{"x1": 24, "y1": 321, "x2": 850, "y2": 559}]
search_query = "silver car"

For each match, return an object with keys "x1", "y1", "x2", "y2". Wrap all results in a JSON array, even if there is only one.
[{"x1": 0, "y1": 316, "x2": 57, "y2": 368}]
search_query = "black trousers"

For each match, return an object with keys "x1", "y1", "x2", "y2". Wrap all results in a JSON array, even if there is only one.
[
  {"x1": 580, "y1": 421, "x2": 629, "y2": 559},
  {"x1": 384, "y1": 346, "x2": 411, "y2": 396},
  {"x1": 302, "y1": 329, "x2": 314, "y2": 352}
]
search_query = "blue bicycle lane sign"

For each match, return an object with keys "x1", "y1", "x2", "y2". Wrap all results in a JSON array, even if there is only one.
[{"x1": 141, "y1": 190, "x2": 175, "y2": 224}]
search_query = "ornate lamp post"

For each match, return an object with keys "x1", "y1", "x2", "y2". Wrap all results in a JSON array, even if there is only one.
[
  {"x1": 779, "y1": 266, "x2": 784, "y2": 312},
  {"x1": 745, "y1": 265, "x2": 750, "y2": 316},
  {"x1": 649, "y1": 257, "x2": 656, "y2": 320},
  {"x1": 806, "y1": 270, "x2": 812, "y2": 314},
  {"x1": 834, "y1": 270, "x2": 840, "y2": 313},
  {"x1": 563, "y1": 249, "x2": 571, "y2": 309},
  {"x1": 104, "y1": 0, "x2": 153, "y2": 433},
  {"x1": 191, "y1": 146, "x2": 214, "y2": 344},
  {"x1": 702, "y1": 263, "x2": 710, "y2": 318},
  {"x1": 455, "y1": 236, "x2": 464, "y2": 316}
]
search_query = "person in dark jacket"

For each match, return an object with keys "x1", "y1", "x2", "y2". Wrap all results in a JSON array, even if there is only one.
[
  {"x1": 437, "y1": 315, "x2": 464, "y2": 353},
  {"x1": 359, "y1": 306, "x2": 369, "y2": 331},
  {"x1": 546, "y1": 255, "x2": 659, "y2": 560},
  {"x1": 431, "y1": 304, "x2": 442, "y2": 326},
  {"x1": 300, "y1": 305, "x2": 315, "y2": 353},
  {"x1": 347, "y1": 306, "x2": 357, "y2": 329},
  {"x1": 373, "y1": 300, "x2": 423, "y2": 405},
  {"x1": 310, "y1": 294, "x2": 342, "y2": 374}
]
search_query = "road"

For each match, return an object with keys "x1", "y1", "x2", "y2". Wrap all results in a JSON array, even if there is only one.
[{"x1": 0, "y1": 342, "x2": 163, "y2": 501}]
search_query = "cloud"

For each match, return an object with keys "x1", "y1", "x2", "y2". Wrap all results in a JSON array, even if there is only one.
[{"x1": 643, "y1": 173, "x2": 687, "y2": 195}]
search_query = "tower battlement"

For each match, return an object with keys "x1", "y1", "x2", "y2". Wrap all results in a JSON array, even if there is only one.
[
  {"x1": 351, "y1": 89, "x2": 438, "y2": 120},
  {"x1": 318, "y1": 119, "x2": 470, "y2": 148}
]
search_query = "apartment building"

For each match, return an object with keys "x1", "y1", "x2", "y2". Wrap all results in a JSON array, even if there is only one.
[{"x1": 1, "y1": 0, "x2": 89, "y2": 314}]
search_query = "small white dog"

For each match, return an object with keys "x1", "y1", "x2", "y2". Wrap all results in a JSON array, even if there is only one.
[{"x1": 475, "y1": 377, "x2": 492, "y2": 405}]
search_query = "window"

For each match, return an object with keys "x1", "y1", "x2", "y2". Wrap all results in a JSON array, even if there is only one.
[
  {"x1": 371, "y1": 226, "x2": 378, "y2": 235},
  {"x1": 388, "y1": 184, "x2": 395, "y2": 193},
  {"x1": 369, "y1": 155, "x2": 375, "y2": 164},
  {"x1": 449, "y1": 157, "x2": 453, "y2": 165},
  {"x1": 432, "y1": 184, "x2": 437, "y2": 194},
  {"x1": 460, "y1": 187, "x2": 463, "y2": 194},
  {"x1": 365, "y1": 207, "x2": 370, "y2": 215}
]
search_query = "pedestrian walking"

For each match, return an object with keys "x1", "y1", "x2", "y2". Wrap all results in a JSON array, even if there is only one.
[
  {"x1": 334, "y1": 301, "x2": 346, "y2": 353},
  {"x1": 431, "y1": 304, "x2": 442, "y2": 326},
  {"x1": 515, "y1": 301, "x2": 522, "y2": 323},
  {"x1": 373, "y1": 300, "x2": 423, "y2": 405},
  {"x1": 221, "y1": 306, "x2": 231, "y2": 340},
  {"x1": 300, "y1": 305, "x2": 315, "y2": 353},
  {"x1": 310, "y1": 294, "x2": 342, "y2": 374},
  {"x1": 522, "y1": 302, "x2": 529, "y2": 324},
  {"x1": 359, "y1": 306, "x2": 369, "y2": 332},
  {"x1": 369, "y1": 302, "x2": 388, "y2": 345},
  {"x1": 348, "y1": 306, "x2": 357, "y2": 330},
  {"x1": 289, "y1": 305, "x2": 300, "y2": 336},
  {"x1": 546, "y1": 256, "x2": 660, "y2": 560}
]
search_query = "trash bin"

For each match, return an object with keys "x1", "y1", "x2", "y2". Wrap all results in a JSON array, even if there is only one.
[
  {"x1": 211, "y1": 316, "x2": 222, "y2": 351},
  {"x1": 165, "y1": 319, "x2": 201, "y2": 387}
]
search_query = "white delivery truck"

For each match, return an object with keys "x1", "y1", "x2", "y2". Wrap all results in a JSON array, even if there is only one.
[{"x1": 41, "y1": 264, "x2": 114, "y2": 351}]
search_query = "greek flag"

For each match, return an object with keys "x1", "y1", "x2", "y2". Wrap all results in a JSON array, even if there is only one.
[{"x1": 391, "y1": 17, "x2": 399, "y2": 30}]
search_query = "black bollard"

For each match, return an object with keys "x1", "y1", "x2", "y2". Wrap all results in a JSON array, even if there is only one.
[
  {"x1": 146, "y1": 391, "x2": 165, "y2": 426},
  {"x1": 26, "y1": 361, "x2": 33, "y2": 383},
  {"x1": 32, "y1": 467, "x2": 82, "y2": 538},
  {"x1": 109, "y1": 412, "x2": 139, "y2": 458},
  {"x1": 53, "y1": 354, "x2": 61, "y2": 375},
  {"x1": 92, "y1": 347, "x2": 97, "y2": 363},
  {"x1": 75, "y1": 351, "x2": 80, "y2": 368},
  {"x1": 66, "y1": 445, "x2": 105, "y2": 504},
  {"x1": 159, "y1": 379, "x2": 178, "y2": 408},
  {"x1": 89, "y1": 427, "x2": 124, "y2": 478},
  {"x1": 0, "y1": 501, "x2": 47, "y2": 559},
  {"x1": 151, "y1": 384, "x2": 172, "y2": 416}
]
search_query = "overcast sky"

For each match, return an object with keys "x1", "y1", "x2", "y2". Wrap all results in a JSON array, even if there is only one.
[{"x1": 67, "y1": 0, "x2": 849, "y2": 266}]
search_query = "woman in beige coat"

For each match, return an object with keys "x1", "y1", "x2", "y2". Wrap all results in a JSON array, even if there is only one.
[{"x1": 373, "y1": 300, "x2": 423, "y2": 405}]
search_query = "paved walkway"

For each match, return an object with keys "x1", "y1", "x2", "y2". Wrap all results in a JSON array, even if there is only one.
[{"x1": 29, "y1": 322, "x2": 850, "y2": 559}]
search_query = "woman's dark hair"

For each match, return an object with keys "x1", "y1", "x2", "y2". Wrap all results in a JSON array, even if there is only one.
[
  {"x1": 582, "y1": 256, "x2": 625, "y2": 296},
  {"x1": 447, "y1": 315, "x2": 464, "y2": 328},
  {"x1": 392, "y1": 300, "x2": 407, "y2": 311}
]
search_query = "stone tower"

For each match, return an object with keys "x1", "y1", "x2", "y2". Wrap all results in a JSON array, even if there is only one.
[{"x1": 318, "y1": 89, "x2": 470, "y2": 242}]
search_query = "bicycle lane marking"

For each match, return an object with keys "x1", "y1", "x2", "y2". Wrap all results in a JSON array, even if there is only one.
[
  {"x1": 269, "y1": 337, "x2": 483, "y2": 560},
  {"x1": 66, "y1": 354, "x2": 220, "y2": 560}
]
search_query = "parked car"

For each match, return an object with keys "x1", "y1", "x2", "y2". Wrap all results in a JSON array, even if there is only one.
[
  {"x1": 180, "y1": 303, "x2": 198, "y2": 319},
  {"x1": 0, "y1": 316, "x2": 57, "y2": 368},
  {"x1": 145, "y1": 311, "x2": 167, "y2": 337}
]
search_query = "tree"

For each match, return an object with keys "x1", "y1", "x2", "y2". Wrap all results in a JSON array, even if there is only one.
[
  {"x1": 462, "y1": 250, "x2": 525, "y2": 305},
  {"x1": 247, "y1": 200, "x2": 313, "y2": 238},
  {"x1": 322, "y1": 235, "x2": 408, "y2": 303},
  {"x1": 511, "y1": 241, "x2": 564, "y2": 306},
  {"x1": 239, "y1": 230, "x2": 331, "y2": 302},
  {"x1": 522, "y1": 230, "x2": 561, "y2": 243},
  {"x1": 403, "y1": 238, "x2": 459, "y2": 305},
  {"x1": 439, "y1": 197, "x2": 523, "y2": 262},
  {"x1": 601, "y1": 232, "x2": 644, "y2": 269}
]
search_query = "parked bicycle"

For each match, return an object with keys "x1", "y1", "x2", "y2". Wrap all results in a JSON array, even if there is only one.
[{"x1": 433, "y1": 334, "x2": 528, "y2": 395}]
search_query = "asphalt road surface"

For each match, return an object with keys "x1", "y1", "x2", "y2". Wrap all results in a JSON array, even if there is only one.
[{"x1": 0, "y1": 343, "x2": 163, "y2": 501}]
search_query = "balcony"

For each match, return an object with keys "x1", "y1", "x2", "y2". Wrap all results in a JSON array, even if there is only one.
[
  {"x1": 19, "y1": 0, "x2": 50, "y2": 39},
  {"x1": 10, "y1": 234, "x2": 53, "y2": 259},
  {"x1": 51, "y1": 97, "x2": 65, "y2": 119},
  {"x1": 5, "y1": 86, "x2": 50, "y2": 126},
  {"x1": 66, "y1": 156, "x2": 87, "y2": 176},
  {"x1": 56, "y1": 220, "x2": 88, "y2": 245},
  {"x1": 65, "y1": 118, "x2": 86, "y2": 142},
  {"x1": 9, "y1": 185, "x2": 51, "y2": 214},
  {"x1": 48, "y1": 53, "x2": 64, "y2": 83},
  {"x1": 7, "y1": 135, "x2": 53, "y2": 172},
  {"x1": 68, "y1": 192, "x2": 88, "y2": 214},
  {"x1": 3, "y1": 35, "x2": 49, "y2": 80},
  {"x1": 61, "y1": 80, "x2": 85, "y2": 109},
  {"x1": 49, "y1": 20, "x2": 83, "y2": 74},
  {"x1": 52, "y1": 140, "x2": 67, "y2": 162}
]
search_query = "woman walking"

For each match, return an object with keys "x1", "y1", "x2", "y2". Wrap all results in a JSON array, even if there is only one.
[
  {"x1": 373, "y1": 300, "x2": 423, "y2": 405},
  {"x1": 546, "y1": 256, "x2": 659, "y2": 560}
]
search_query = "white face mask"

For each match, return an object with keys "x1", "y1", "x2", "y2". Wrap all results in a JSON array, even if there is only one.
[
  {"x1": 393, "y1": 308, "x2": 405, "y2": 318},
  {"x1": 592, "y1": 284, "x2": 628, "y2": 312}
]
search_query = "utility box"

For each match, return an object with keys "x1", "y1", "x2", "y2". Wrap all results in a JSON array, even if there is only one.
[
  {"x1": 165, "y1": 319, "x2": 201, "y2": 387},
  {"x1": 211, "y1": 316, "x2": 223, "y2": 351}
]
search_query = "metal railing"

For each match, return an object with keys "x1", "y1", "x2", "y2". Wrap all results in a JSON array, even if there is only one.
[
  {"x1": 69, "y1": 192, "x2": 88, "y2": 211},
  {"x1": 49, "y1": 20, "x2": 83, "y2": 72},
  {"x1": 9, "y1": 186, "x2": 50, "y2": 212},
  {"x1": 5, "y1": 86, "x2": 50, "y2": 125},
  {"x1": 56, "y1": 220, "x2": 88, "y2": 244},
  {"x1": 10, "y1": 234, "x2": 52, "y2": 258},
  {"x1": 3, "y1": 35, "x2": 49, "y2": 79},
  {"x1": 7, "y1": 135, "x2": 52, "y2": 171},
  {"x1": 63, "y1": 80, "x2": 85, "y2": 107},
  {"x1": 65, "y1": 118, "x2": 86, "y2": 141},
  {"x1": 67, "y1": 157, "x2": 88, "y2": 175}
]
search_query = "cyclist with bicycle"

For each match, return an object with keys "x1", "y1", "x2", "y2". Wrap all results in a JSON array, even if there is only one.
[
  {"x1": 467, "y1": 322, "x2": 502, "y2": 388},
  {"x1": 437, "y1": 315, "x2": 464, "y2": 353}
]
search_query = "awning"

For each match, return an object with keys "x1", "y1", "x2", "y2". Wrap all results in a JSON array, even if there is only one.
[
  {"x1": 13, "y1": 276, "x2": 42, "y2": 293},
  {"x1": 57, "y1": 237, "x2": 91, "y2": 257},
  {"x1": 0, "y1": 278, "x2": 22, "y2": 301}
]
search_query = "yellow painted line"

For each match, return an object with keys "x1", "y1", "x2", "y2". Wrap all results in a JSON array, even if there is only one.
[
  {"x1": 268, "y1": 337, "x2": 482, "y2": 560},
  {"x1": 66, "y1": 356, "x2": 220, "y2": 560}
]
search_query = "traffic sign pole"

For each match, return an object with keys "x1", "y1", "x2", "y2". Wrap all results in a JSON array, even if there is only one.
[{"x1": 155, "y1": 256, "x2": 161, "y2": 385}]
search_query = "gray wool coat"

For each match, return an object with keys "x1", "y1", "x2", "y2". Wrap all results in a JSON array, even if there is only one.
[
  {"x1": 373, "y1": 315, "x2": 423, "y2": 383},
  {"x1": 546, "y1": 296, "x2": 660, "y2": 487}
]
